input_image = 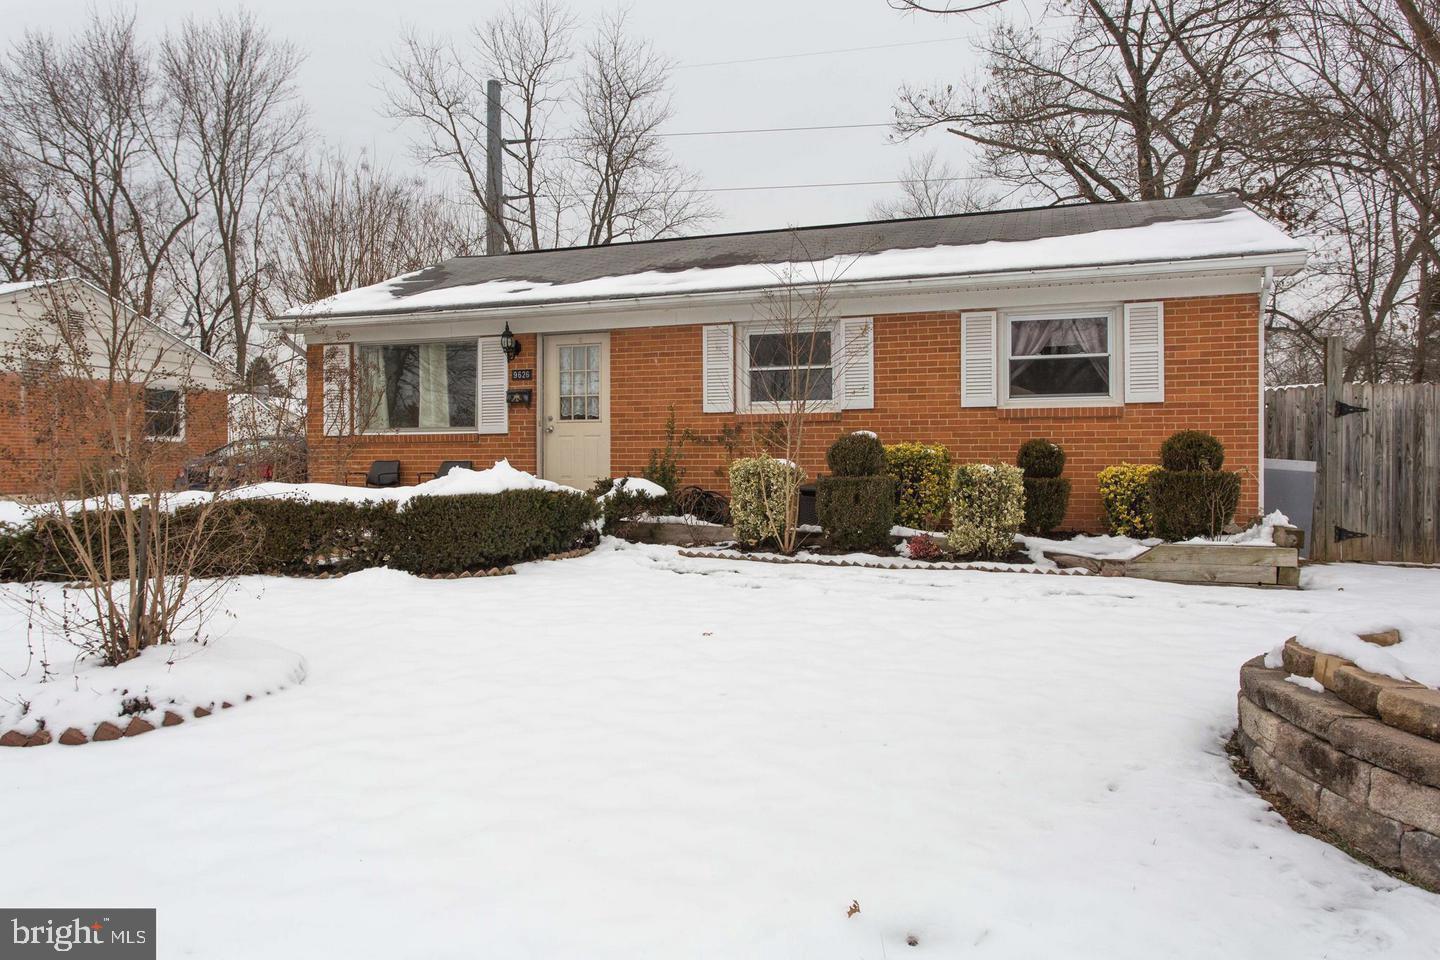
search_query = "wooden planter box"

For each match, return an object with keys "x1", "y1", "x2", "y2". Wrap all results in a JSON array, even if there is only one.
[{"x1": 626, "y1": 521, "x2": 735, "y2": 546}]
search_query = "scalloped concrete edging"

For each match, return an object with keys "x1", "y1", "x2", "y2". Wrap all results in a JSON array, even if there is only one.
[
  {"x1": 676, "y1": 549, "x2": 1086, "y2": 576},
  {"x1": 1237, "y1": 635, "x2": 1440, "y2": 888}
]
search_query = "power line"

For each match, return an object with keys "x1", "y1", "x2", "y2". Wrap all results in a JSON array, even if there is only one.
[
  {"x1": 519, "y1": 120, "x2": 895, "y2": 145},
  {"x1": 673, "y1": 175, "x2": 986, "y2": 195},
  {"x1": 676, "y1": 36, "x2": 972, "y2": 69}
]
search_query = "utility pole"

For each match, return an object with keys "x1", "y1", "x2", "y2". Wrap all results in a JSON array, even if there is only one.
[{"x1": 486, "y1": 79, "x2": 504, "y2": 256}]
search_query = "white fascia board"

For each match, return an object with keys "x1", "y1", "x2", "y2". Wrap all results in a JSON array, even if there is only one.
[{"x1": 276, "y1": 253, "x2": 1302, "y2": 344}]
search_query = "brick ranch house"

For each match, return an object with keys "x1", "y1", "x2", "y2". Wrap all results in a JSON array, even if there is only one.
[
  {"x1": 275, "y1": 194, "x2": 1307, "y2": 530},
  {"x1": 0, "y1": 278, "x2": 230, "y2": 497}
]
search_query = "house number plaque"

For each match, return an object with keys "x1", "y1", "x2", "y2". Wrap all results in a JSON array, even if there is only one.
[{"x1": 510, "y1": 368, "x2": 534, "y2": 381}]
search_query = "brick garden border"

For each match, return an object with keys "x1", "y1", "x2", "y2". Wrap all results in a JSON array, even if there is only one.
[
  {"x1": 1236, "y1": 637, "x2": 1440, "y2": 889},
  {"x1": 676, "y1": 549, "x2": 1087, "y2": 577}
]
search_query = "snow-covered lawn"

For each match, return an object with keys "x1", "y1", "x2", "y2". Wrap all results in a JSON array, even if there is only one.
[{"x1": 3, "y1": 543, "x2": 1439, "y2": 958}]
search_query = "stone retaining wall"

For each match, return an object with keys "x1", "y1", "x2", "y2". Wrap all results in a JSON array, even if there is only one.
[{"x1": 1237, "y1": 643, "x2": 1440, "y2": 887}]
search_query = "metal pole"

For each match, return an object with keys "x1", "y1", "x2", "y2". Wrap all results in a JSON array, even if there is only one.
[{"x1": 486, "y1": 79, "x2": 503, "y2": 256}]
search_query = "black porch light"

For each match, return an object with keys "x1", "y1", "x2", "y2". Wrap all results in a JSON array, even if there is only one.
[{"x1": 499, "y1": 321, "x2": 522, "y2": 362}]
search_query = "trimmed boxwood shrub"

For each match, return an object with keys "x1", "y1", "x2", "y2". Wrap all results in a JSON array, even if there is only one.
[
  {"x1": 826, "y1": 431, "x2": 885, "y2": 477},
  {"x1": 1097, "y1": 463, "x2": 1160, "y2": 537},
  {"x1": 1016, "y1": 438, "x2": 1066, "y2": 479},
  {"x1": 884, "y1": 442, "x2": 951, "y2": 530},
  {"x1": 1147, "y1": 470, "x2": 1242, "y2": 540},
  {"x1": 1017, "y1": 439, "x2": 1070, "y2": 535},
  {"x1": 729, "y1": 456, "x2": 805, "y2": 548},
  {"x1": 209, "y1": 498, "x2": 395, "y2": 576},
  {"x1": 1159, "y1": 430, "x2": 1226, "y2": 471},
  {"x1": 949, "y1": 462, "x2": 1025, "y2": 560},
  {"x1": 388, "y1": 489, "x2": 599, "y2": 575},
  {"x1": 816, "y1": 475, "x2": 896, "y2": 551}
]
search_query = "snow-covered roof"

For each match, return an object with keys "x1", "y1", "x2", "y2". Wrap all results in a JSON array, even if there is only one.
[
  {"x1": 281, "y1": 194, "x2": 1308, "y2": 321},
  {"x1": 0, "y1": 277, "x2": 72, "y2": 297}
]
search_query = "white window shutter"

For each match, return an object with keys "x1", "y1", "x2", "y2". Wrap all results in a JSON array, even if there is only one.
[
  {"x1": 321, "y1": 344, "x2": 351, "y2": 436},
  {"x1": 702, "y1": 324, "x2": 734, "y2": 413},
  {"x1": 960, "y1": 311, "x2": 998, "y2": 408},
  {"x1": 477, "y1": 336, "x2": 509, "y2": 434},
  {"x1": 838, "y1": 317, "x2": 874, "y2": 410},
  {"x1": 1123, "y1": 301, "x2": 1165, "y2": 403}
]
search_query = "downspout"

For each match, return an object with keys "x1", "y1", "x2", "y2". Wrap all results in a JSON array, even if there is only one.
[{"x1": 1258, "y1": 266, "x2": 1275, "y2": 514}]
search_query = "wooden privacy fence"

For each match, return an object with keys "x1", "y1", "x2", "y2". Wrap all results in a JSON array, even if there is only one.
[{"x1": 1265, "y1": 338, "x2": 1440, "y2": 564}]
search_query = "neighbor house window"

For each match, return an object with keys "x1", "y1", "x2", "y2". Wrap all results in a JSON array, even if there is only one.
[
  {"x1": 357, "y1": 341, "x2": 477, "y2": 431},
  {"x1": 1004, "y1": 311, "x2": 1115, "y2": 401},
  {"x1": 744, "y1": 326, "x2": 834, "y2": 408},
  {"x1": 144, "y1": 388, "x2": 183, "y2": 440}
]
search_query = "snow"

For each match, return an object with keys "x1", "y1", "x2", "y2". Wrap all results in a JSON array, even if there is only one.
[
  {"x1": 0, "y1": 460, "x2": 579, "y2": 529},
  {"x1": 1270, "y1": 614, "x2": 1440, "y2": 689},
  {"x1": 2, "y1": 547, "x2": 1438, "y2": 957},
  {"x1": 0, "y1": 629, "x2": 307, "y2": 735},
  {"x1": 597, "y1": 476, "x2": 667, "y2": 501},
  {"x1": 294, "y1": 209, "x2": 1305, "y2": 318},
  {"x1": 1286, "y1": 674, "x2": 1326, "y2": 693},
  {"x1": 1020, "y1": 532, "x2": 1159, "y2": 563},
  {"x1": 0, "y1": 278, "x2": 59, "y2": 297},
  {"x1": 1185, "y1": 510, "x2": 1291, "y2": 547}
]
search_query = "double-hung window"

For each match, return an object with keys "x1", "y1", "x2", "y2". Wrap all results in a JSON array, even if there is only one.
[
  {"x1": 1003, "y1": 309, "x2": 1118, "y2": 404},
  {"x1": 144, "y1": 388, "x2": 183, "y2": 440},
  {"x1": 742, "y1": 324, "x2": 835, "y2": 410},
  {"x1": 357, "y1": 341, "x2": 478, "y2": 431}
]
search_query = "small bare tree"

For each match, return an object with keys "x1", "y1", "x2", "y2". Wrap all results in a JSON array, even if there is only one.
[
  {"x1": 0, "y1": 282, "x2": 249, "y2": 666},
  {"x1": 730, "y1": 237, "x2": 868, "y2": 554}
]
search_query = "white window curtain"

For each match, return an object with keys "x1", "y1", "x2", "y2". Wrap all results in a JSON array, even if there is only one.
[
  {"x1": 1008, "y1": 316, "x2": 1110, "y2": 397},
  {"x1": 418, "y1": 343, "x2": 450, "y2": 430},
  {"x1": 358, "y1": 346, "x2": 389, "y2": 430}
]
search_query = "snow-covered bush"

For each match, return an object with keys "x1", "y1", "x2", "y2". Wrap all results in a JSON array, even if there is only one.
[
  {"x1": 948, "y1": 462, "x2": 1025, "y2": 560},
  {"x1": 1097, "y1": 463, "x2": 1160, "y2": 537},
  {"x1": 729, "y1": 456, "x2": 805, "y2": 549},
  {"x1": 1017, "y1": 439, "x2": 1070, "y2": 535},
  {"x1": 884, "y1": 442, "x2": 951, "y2": 529},
  {"x1": 826, "y1": 431, "x2": 886, "y2": 477},
  {"x1": 389, "y1": 490, "x2": 599, "y2": 574},
  {"x1": 592, "y1": 477, "x2": 667, "y2": 540}
]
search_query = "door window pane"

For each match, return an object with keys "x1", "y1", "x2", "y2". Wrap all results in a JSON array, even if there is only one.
[{"x1": 558, "y1": 344, "x2": 601, "y2": 421}]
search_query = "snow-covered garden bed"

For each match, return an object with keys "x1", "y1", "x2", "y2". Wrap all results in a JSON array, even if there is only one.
[{"x1": 2, "y1": 544, "x2": 1439, "y2": 956}]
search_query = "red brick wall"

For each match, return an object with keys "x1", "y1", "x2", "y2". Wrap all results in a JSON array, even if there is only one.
[
  {"x1": 0, "y1": 374, "x2": 229, "y2": 497},
  {"x1": 306, "y1": 295, "x2": 1261, "y2": 530}
]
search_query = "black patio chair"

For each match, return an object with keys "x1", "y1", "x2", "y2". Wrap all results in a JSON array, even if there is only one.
[
  {"x1": 417, "y1": 460, "x2": 474, "y2": 482},
  {"x1": 348, "y1": 460, "x2": 401, "y2": 487}
]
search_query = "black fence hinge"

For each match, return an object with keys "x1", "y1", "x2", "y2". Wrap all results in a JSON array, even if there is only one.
[
  {"x1": 1335, "y1": 526, "x2": 1369, "y2": 543},
  {"x1": 1334, "y1": 400, "x2": 1369, "y2": 417}
]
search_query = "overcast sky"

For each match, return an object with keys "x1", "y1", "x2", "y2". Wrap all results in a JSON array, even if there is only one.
[{"x1": 2, "y1": 0, "x2": 1010, "y2": 233}]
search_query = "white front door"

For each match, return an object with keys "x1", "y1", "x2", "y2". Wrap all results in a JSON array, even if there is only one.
[{"x1": 542, "y1": 333, "x2": 611, "y2": 490}]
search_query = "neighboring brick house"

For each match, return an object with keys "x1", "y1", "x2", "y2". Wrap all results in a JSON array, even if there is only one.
[
  {"x1": 0, "y1": 278, "x2": 231, "y2": 497},
  {"x1": 274, "y1": 194, "x2": 1307, "y2": 530}
]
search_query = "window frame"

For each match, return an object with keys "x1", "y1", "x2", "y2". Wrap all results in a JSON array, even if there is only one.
[
  {"x1": 143, "y1": 386, "x2": 186, "y2": 442},
  {"x1": 354, "y1": 338, "x2": 482, "y2": 435},
  {"x1": 736, "y1": 320, "x2": 840, "y2": 414},
  {"x1": 998, "y1": 306, "x2": 1122, "y2": 408}
]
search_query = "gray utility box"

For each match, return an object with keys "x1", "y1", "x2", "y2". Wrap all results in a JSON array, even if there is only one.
[{"x1": 1264, "y1": 458, "x2": 1316, "y2": 559}]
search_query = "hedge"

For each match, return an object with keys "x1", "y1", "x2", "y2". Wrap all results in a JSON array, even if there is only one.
[
  {"x1": 1022, "y1": 477, "x2": 1071, "y2": 535},
  {"x1": 827, "y1": 431, "x2": 886, "y2": 477},
  {"x1": 817, "y1": 475, "x2": 895, "y2": 551},
  {"x1": 1097, "y1": 463, "x2": 1160, "y2": 537},
  {"x1": 1160, "y1": 430, "x2": 1226, "y2": 471},
  {"x1": 388, "y1": 490, "x2": 599, "y2": 575},
  {"x1": 730, "y1": 456, "x2": 805, "y2": 548},
  {"x1": 1148, "y1": 470, "x2": 1242, "y2": 540},
  {"x1": 884, "y1": 442, "x2": 951, "y2": 530},
  {"x1": 949, "y1": 462, "x2": 1025, "y2": 560},
  {"x1": 0, "y1": 489, "x2": 600, "y2": 581}
]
